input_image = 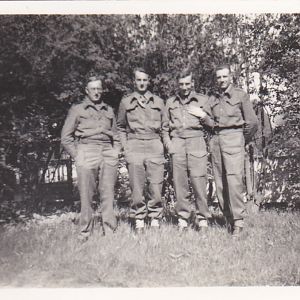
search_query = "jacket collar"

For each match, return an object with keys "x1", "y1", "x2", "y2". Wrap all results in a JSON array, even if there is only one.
[
  {"x1": 215, "y1": 84, "x2": 234, "y2": 99},
  {"x1": 130, "y1": 90, "x2": 154, "y2": 104},
  {"x1": 224, "y1": 84, "x2": 234, "y2": 98},
  {"x1": 83, "y1": 97, "x2": 108, "y2": 110},
  {"x1": 173, "y1": 91, "x2": 198, "y2": 105}
]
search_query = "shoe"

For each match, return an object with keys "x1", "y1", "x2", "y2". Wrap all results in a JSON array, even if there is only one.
[
  {"x1": 135, "y1": 219, "x2": 145, "y2": 233},
  {"x1": 150, "y1": 218, "x2": 160, "y2": 228},
  {"x1": 195, "y1": 219, "x2": 208, "y2": 233},
  {"x1": 232, "y1": 226, "x2": 243, "y2": 238},
  {"x1": 178, "y1": 218, "x2": 188, "y2": 232}
]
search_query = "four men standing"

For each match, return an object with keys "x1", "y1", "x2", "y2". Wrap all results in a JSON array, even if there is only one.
[{"x1": 61, "y1": 65, "x2": 258, "y2": 239}]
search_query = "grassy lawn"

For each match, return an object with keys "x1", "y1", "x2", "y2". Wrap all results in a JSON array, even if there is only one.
[{"x1": 0, "y1": 206, "x2": 299, "y2": 287}]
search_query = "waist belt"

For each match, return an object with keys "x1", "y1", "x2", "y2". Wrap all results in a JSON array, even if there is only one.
[
  {"x1": 128, "y1": 132, "x2": 160, "y2": 140},
  {"x1": 171, "y1": 130, "x2": 204, "y2": 138},
  {"x1": 214, "y1": 125, "x2": 243, "y2": 132}
]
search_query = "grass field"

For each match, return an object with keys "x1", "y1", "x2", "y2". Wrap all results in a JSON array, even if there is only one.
[{"x1": 0, "y1": 205, "x2": 299, "y2": 287}]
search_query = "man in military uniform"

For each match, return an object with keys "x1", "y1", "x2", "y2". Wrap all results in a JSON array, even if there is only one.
[
  {"x1": 163, "y1": 69, "x2": 214, "y2": 232},
  {"x1": 189, "y1": 64, "x2": 258, "y2": 237},
  {"x1": 61, "y1": 76, "x2": 120, "y2": 240},
  {"x1": 117, "y1": 68, "x2": 165, "y2": 232}
]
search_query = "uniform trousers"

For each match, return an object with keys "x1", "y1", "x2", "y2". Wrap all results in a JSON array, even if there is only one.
[
  {"x1": 75, "y1": 142, "x2": 120, "y2": 235},
  {"x1": 171, "y1": 136, "x2": 211, "y2": 221},
  {"x1": 209, "y1": 129, "x2": 246, "y2": 225},
  {"x1": 125, "y1": 138, "x2": 164, "y2": 220}
]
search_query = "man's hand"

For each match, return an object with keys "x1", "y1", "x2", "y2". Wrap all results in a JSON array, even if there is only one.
[{"x1": 186, "y1": 106, "x2": 207, "y2": 119}]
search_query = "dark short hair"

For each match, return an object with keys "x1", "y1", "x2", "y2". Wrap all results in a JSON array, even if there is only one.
[
  {"x1": 177, "y1": 68, "x2": 193, "y2": 80},
  {"x1": 133, "y1": 67, "x2": 149, "y2": 77},
  {"x1": 85, "y1": 75, "x2": 102, "y2": 87},
  {"x1": 215, "y1": 64, "x2": 231, "y2": 73}
]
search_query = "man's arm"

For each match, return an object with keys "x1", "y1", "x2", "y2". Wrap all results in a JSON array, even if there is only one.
[
  {"x1": 111, "y1": 109, "x2": 121, "y2": 143},
  {"x1": 116, "y1": 99, "x2": 128, "y2": 150},
  {"x1": 61, "y1": 106, "x2": 79, "y2": 159},
  {"x1": 161, "y1": 102, "x2": 174, "y2": 154},
  {"x1": 201, "y1": 97, "x2": 215, "y2": 128},
  {"x1": 241, "y1": 93, "x2": 259, "y2": 143},
  {"x1": 186, "y1": 98, "x2": 215, "y2": 128}
]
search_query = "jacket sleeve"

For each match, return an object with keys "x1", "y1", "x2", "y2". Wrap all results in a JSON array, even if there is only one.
[
  {"x1": 116, "y1": 99, "x2": 128, "y2": 149},
  {"x1": 202, "y1": 97, "x2": 215, "y2": 128},
  {"x1": 61, "y1": 106, "x2": 79, "y2": 159},
  {"x1": 161, "y1": 102, "x2": 172, "y2": 150},
  {"x1": 241, "y1": 93, "x2": 259, "y2": 142},
  {"x1": 110, "y1": 108, "x2": 121, "y2": 143}
]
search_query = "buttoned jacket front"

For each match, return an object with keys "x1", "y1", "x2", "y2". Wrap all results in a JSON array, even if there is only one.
[
  {"x1": 61, "y1": 97, "x2": 117, "y2": 158},
  {"x1": 162, "y1": 91, "x2": 214, "y2": 147},
  {"x1": 208, "y1": 85, "x2": 258, "y2": 140},
  {"x1": 117, "y1": 90, "x2": 165, "y2": 147}
]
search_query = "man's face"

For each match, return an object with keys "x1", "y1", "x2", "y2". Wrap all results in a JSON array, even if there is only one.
[
  {"x1": 178, "y1": 75, "x2": 194, "y2": 98},
  {"x1": 85, "y1": 80, "x2": 103, "y2": 102},
  {"x1": 216, "y1": 68, "x2": 232, "y2": 91},
  {"x1": 134, "y1": 71, "x2": 150, "y2": 93}
]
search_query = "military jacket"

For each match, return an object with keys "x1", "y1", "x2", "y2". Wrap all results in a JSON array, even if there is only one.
[
  {"x1": 61, "y1": 97, "x2": 118, "y2": 158},
  {"x1": 209, "y1": 85, "x2": 259, "y2": 141},
  {"x1": 116, "y1": 90, "x2": 165, "y2": 148},
  {"x1": 162, "y1": 91, "x2": 214, "y2": 148}
]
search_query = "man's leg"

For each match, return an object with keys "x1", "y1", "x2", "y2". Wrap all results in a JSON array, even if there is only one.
[
  {"x1": 172, "y1": 154, "x2": 190, "y2": 221},
  {"x1": 223, "y1": 153, "x2": 246, "y2": 222},
  {"x1": 170, "y1": 138, "x2": 190, "y2": 229},
  {"x1": 99, "y1": 143, "x2": 119, "y2": 233},
  {"x1": 127, "y1": 156, "x2": 147, "y2": 222},
  {"x1": 76, "y1": 145, "x2": 102, "y2": 238},
  {"x1": 210, "y1": 135, "x2": 230, "y2": 219},
  {"x1": 188, "y1": 152, "x2": 211, "y2": 225},
  {"x1": 145, "y1": 155, "x2": 165, "y2": 222},
  {"x1": 77, "y1": 166, "x2": 98, "y2": 237},
  {"x1": 125, "y1": 139, "x2": 148, "y2": 230},
  {"x1": 222, "y1": 132, "x2": 247, "y2": 233}
]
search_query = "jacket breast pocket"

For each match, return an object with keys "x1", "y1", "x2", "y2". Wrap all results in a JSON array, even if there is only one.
[
  {"x1": 150, "y1": 107, "x2": 162, "y2": 121},
  {"x1": 169, "y1": 107, "x2": 181, "y2": 123},
  {"x1": 126, "y1": 106, "x2": 139, "y2": 123},
  {"x1": 102, "y1": 111, "x2": 113, "y2": 128},
  {"x1": 225, "y1": 98, "x2": 241, "y2": 117}
]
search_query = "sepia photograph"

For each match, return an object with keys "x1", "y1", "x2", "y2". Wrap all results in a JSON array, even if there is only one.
[{"x1": 0, "y1": 1, "x2": 299, "y2": 295}]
